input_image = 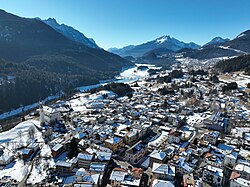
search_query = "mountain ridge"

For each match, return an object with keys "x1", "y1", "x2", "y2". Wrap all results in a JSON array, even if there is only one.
[
  {"x1": 108, "y1": 35, "x2": 200, "y2": 57},
  {"x1": 42, "y1": 18, "x2": 99, "y2": 48}
]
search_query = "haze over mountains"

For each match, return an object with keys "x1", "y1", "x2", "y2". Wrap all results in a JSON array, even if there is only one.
[
  {"x1": 109, "y1": 35, "x2": 200, "y2": 57},
  {"x1": 109, "y1": 30, "x2": 250, "y2": 61}
]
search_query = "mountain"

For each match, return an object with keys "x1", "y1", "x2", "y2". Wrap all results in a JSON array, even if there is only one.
[
  {"x1": 225, "y1": 30, "x2": 250, "y2": 53},
  {"x1": 178, "y1": 31, "x2": 250, "y2": 60},
  {"x1": 109, "y1": 35, "x2": 200, "y2": 57},
  {"x1": 204, "y1": 37, "x2": 230, "y2": 46},
  {"x1": 42, "y1": 18, "x2": 99, "y2": 48},
  {"x1": 0, "y1": 9, "x2": 131, "y2": 114}
]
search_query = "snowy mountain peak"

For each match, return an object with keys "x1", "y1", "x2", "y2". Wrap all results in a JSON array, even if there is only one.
[
  {"x1": 42, "y1": 18, "x2": 99, "y2": 48},
  {"x1": 155, "y1": 35, "x2": 170, "y2": 44},
  {"x1": 205, "y1": 37, "x2": 230, "y2": 46},
  {"x1": 109, "y1": 35, "x2": 200, "y2": 57}
]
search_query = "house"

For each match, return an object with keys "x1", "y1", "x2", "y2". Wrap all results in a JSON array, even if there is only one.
[
  {"x1": 125, "y1": 130, "x2": 138, "y2": 145},
  {"x1": 40, "y1": 105, "x2": 61, "y2": 124},
  {"x1": 233, "y1": 164, "x2": 250, "y2": 180},
  {"x1": 77, "y1": 153, "x2": 94, "y2": 169},
  {"x1": 176, "y1": 157, "x2": 193, "y2": 175},
  {"x1": 75, "y1": 168, "x2": 87, "y2": 182},
  {"x1": 152, "y1": 179, "x2": 175, "y2": 187},
  {"x1": 74, "y1": 168, "x2": 100, "y2": 187},
  {"x1": 89, "y1": 162, "x2": 106, "y2": 174},
  {"x1": 230, "y1": 172, "x2": 250, "y2": 187},
  {"x1": 204, "y1": 112, "x2": 228, "y2": 132},
  {"x1": 95, "y1": 151, "x2": 112, "y2": 163},
  {"x1": 0, "y1": 150, "x2": 14, "y2": 166},
  {"x1": 20, "y1": 148, "x2": 33, "y2": 159},
  {"x1": 168, "y1": 130, "x2": 182, "y2": 144},
  {"x1": 148, "y1": 150, "x2": 167, "y2": 168},
  {"x1": 86, "y1": 102, "x2": 104, "y2": 109},
  {"x1": 109, "y1": 168, "x2": 127, "y2": 187},
  {"x1": 202, "y1": 165, "x2": 224, "y2": 186},
  {"x1": 152, "y1": 163, "x2": 175, "y2": 181},
  {"x1": 109, "y1": 168, "x2": 142, "y2": 187},
  {"x1": 183, "y1": 173, "x2": 195, "y2": 187},
  {"x1": 56, "y1": 161, "x2": 73, "y2": 174},
  {"x1": 125, "y1": 141, "x2": 147, "y2": 163},
  {"x1": 104, "y1": 136, "x2": 123, "y2": 152},
  {"x1": 202, "y1": 131, "x2": 220, "y2": 145},
  {"x1": 51, "y1": 144, "x2": 64, "y2": 157},
  {"x1": 224, "y1": 151, "x2": 238, "y2": 168}
]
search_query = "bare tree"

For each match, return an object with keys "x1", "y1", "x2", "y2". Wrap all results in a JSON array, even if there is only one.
[
  {"x1": 28, "y1": 126, "x2": 36, "y2": 140},
  {"x1": 18, "y1": 130, "x2": 22, "y2": 141}
]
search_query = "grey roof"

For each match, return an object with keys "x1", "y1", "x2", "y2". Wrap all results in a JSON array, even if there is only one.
[
  {"x1": 56, "y1": 161, "x2": 72, "y2": 168},
  {"x1": 77, "y1": 153, "x2": 93, "y2": 161}
]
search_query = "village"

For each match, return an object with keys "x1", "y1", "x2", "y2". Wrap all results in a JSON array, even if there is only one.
[{"x1": 0, "y1": 62, "x2": 250, "y2": 187}]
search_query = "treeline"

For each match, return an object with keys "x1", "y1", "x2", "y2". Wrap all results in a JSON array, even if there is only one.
[
  {"x1": 90, "y1": 82, "x2": 134, "y2": 97},
  {"x1": 158, "y1": 70, "x2": 184, "y2": 83},
  {"x1": 0, "y1": 59, "x2": 117, "y2": 114},
  {"x1": 215, "y1": 55, "x2": 250, "y2": 75}
]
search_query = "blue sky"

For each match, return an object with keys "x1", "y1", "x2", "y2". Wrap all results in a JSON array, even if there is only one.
[{"x1": 1, "y1": 0, "x2": 250, "y2": 49}]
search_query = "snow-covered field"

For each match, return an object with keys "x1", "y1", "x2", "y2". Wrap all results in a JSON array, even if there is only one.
[
  {"x1": 0, "y1": 120, "x2": 42, "y2": 147},
  {"x1": 0, "y1": 159, "x2": 29, "y2": 182},
  {"x1": 68, "y1": 90, "x2": 116, "y2": 112},
  {"x1": 27, "y1": 158, "x2": 55, "y2": 184},
  {"x1": 219, "y1": 73, "x2": 250, "y2": 88}
]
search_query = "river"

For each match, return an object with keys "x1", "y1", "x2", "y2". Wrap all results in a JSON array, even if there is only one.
[{"x1": 78, "y1": 63, "x2": 161, "y2": 92}]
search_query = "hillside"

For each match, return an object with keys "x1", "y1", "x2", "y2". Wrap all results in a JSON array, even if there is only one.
[
  {"x1": 215, "y1": 54, "x2": 250, "y2": 75},
  {"x1": 0, "y1": 9, "x2": 131, "y2": 114}
]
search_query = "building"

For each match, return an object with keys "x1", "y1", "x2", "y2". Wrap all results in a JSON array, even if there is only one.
[
  {"x1": 109, "y1": 168, "x2": 141, "y2": 187},
  {"x1": 202, "y1": 165, "x2": 224, "y2": 186},
  {"x1": 183, "y1": 173, "x2": 195, "y2": 187},
  {"x1": 148, "y1": 150, "x2": 168, "y2": 168},
  {"x1": 104, "y1": 136, "x2": 123, "y2": 152},
  {"x1": 0, "y1": 151, "x2": 14, "y2": 166},
  {"x1": 233, "y1": 164, "x2": 250, "y2": 180},
  {"x1": 125, "y1": 141, "x2": 147, "y2": 163},
  {"x1": 40, "y1": 105, "x2": 61, "y2": 124},
  {"x1": 230, "y1": 172, "x2": 250, "y2": 187},
  {"x1": 51, "y1": 144, "x2": 64, "y2": 158},
  {"x1": 55, "y1": 161, "x2": 73, "y2": 174},
  {"x1": 77, "y1": 153, "x2": 94, "y2": 169},
  {"x1": 204, "y1": 112, "x2": 228, "y2": 132},
  {"x1": 152, "y1": 163, "x2": 175, "y2": 181},
  {"x1": 203, "y1": 131, "x2": 220, "y2": 145},
  {"x1": 224, "y1": 152, "x2": 238, "y2": 168},
  {"x1": 168, "y1": 130, "x2": 182, "y2": 144},
  {"x1": 152, "y1": 179, "x2": 175, "y2": 187}
]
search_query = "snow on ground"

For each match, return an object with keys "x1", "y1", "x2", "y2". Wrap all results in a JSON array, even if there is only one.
[
  {"x1": 27, "y1": 158, "x2": 55, "y2": 184},
  {"x1": 219, "y1": 73, "x2": 250, "y2": 88},
  {"x1": 0, "y1": 159, "x2": 28, "y2": 182},
  {"x1": 119, "y1": 66, "x2": 149, "y2": 79},
  {"x1": 68, "y1": 90, "x2": 117, "y2": 112},
  {"x1": 219, "y1": 46, "x2": 247, "y2": 54},
  {"x1": 187, "y1": 113, "x2": 209, "y2": 126},
  {"x1": 0, "y1": 95, "x2": 59, "y2": 120},
  {"x1": 40, "y1": 144, "x2": 52, "y2": 158},
  {"x1": 232, "y1": 127, "x2": 250, "y2": 138},
  {"x1": 0, "y1": 120, "x2": 43, "y2": 150}
]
